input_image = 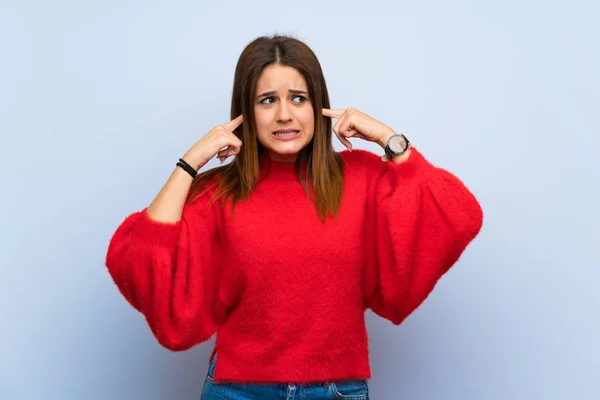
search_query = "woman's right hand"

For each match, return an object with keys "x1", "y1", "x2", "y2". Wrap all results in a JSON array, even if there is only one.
[{"x1": 181, "y1": 115, "x2": 244, "y2": 170}]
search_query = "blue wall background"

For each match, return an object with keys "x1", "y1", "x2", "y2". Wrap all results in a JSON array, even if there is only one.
[{"x1": 1, "y1": 1, "x2": 598, "y2": 399}]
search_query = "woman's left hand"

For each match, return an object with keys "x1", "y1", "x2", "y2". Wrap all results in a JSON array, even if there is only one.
[{"x1": 322, "y1": 107, "x2": 396, "y2": 152}]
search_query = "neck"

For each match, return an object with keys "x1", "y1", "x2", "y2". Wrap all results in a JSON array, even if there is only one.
[
  {"x1": 259, "y1": 152, "x2": 305, "y2": 181},
  {"x1": 266, "y1": 150, "x2": 297, "y2": 163}
]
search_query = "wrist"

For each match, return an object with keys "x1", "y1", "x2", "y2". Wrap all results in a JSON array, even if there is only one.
[
  {"x1": 389, "y1": 147, "x2": 412, "y2": 163},
  {"x1": 180, "y1": 154, "x2": 202, "y2": 171},
  {"x1": 177, "y1": 157, "x2": 200, "y2": 178},
  {"x1": 377, "y1": 130, "x2": 396, "y2": 149}
]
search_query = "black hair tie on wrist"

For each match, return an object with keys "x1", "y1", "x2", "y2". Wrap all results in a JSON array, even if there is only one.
[{"x1": 177, "y1": 158, "x2": 197, "y2": 178}]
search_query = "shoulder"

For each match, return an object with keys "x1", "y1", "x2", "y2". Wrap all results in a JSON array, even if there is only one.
[
  {"x1": 339, "y1": 148, "x2": 380, "y2": 163},
  {"x1": 338, "y1": 148, "x2": 387, "y2": 177},
  {"x1": 185, "y1": 170, "x2": 225, "y2": 211},
  {"x1": 339, "y1": 147, "x2": 427, "y2": 167}
]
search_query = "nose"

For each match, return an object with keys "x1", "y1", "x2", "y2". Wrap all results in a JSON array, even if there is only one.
[{"x1": 276, "y1": 102, "x2": 292, "y2": 123}]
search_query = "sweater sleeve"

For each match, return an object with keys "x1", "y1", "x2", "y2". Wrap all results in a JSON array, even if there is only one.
[
  {"x1": 105, "y1": 190, "x2": 227, "y2": 351},
  {"x1": 363, "y1": 148, "x2": 483, "y2": 325}
]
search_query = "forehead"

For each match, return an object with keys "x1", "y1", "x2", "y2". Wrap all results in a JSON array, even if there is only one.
[{"x1": 255, "y1": 64, "x2": 307, "y2": 93}]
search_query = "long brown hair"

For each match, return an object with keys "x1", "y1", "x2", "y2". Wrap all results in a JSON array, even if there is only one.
[{"x1": 188, "y1": 35, "x2": 345, "y2": 222}]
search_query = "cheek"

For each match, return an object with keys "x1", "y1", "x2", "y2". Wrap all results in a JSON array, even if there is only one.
[
  {"x1": 298, "y1": 107, "x2": 315, "y2": 133},
  {"x1": 254, "y1": 108, "x2": 273, "y2": 132}
]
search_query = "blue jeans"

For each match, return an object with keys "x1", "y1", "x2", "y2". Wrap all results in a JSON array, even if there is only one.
[{"x1": 200, "y1": 352, "x2": 370, "y2": 400}]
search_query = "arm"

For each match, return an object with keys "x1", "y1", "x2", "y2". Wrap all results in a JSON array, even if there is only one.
[
  {"x1": 364, "y1": 148, "x2": 483, "y2": 325},
  {"x1": 105, "y1": 177, "x2": 227, "y2": 351},
  {"x1": 105, "y1": 115, "x2": 244, "y2": 350}
]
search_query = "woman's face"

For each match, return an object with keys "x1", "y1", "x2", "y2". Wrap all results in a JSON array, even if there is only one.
[{"x1": 254, "y1": 64, "x2": 315, "y2": 163}]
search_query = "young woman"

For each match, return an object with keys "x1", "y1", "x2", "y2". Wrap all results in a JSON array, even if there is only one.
[{"x1": 105, "y1": 35, "x2": 483, "y2": 400}]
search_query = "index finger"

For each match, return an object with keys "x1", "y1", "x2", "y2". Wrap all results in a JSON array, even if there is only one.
[
  {"x1": 223, "y1": 114, "x2": 244, "y2": 131},
  {"x1": 322, "y1": 108, "x2": 344, "y2": 119}
]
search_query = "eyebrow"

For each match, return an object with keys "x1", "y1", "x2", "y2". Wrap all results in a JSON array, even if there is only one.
[{"x1": 256, "y1": 89, "x2": 308, "y2": 98}]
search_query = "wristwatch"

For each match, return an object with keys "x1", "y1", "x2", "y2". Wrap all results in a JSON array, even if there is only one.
[{"x1": 384, "y1": 133, "x2": 411, "y2": 158}]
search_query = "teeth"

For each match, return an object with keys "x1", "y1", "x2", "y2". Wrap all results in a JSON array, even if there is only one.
[{"x1": 274, "y1": 131, "x2": 298, "y2": 136}]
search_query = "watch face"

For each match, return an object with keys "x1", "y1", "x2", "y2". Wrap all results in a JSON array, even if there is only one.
[{"x1": 389, "y1": 135, "x2": 408, "y2": 152}]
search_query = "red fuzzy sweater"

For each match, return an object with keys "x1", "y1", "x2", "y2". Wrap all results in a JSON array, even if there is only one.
[{"x1": 105, "y1": 147, "x2": 483, "y2": 383}]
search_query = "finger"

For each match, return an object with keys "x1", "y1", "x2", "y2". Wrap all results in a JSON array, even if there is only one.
[
  {"x1": 218, "y1": 142, "x2": 241, "y2": 157},
  {"x1": 332, "y1": 114, "x2": 342, "y2": 136},
  {"x1": 338, "y1": 112, "x2": 355, "y2": 138},
  {"x1": 217, "y1": 147, "x2": 230, "y2": 158},
  {"x1": 332, "y1": 126, "x2": 353, "y2": 151},
  {"x1": 217, "y1": 148, "x2": 228, "y2": 163},
  {"x1": 217, "y1": 132, "x2": 243, "y2": 152},
  {"x1": 331, "y1": 109, "x2": 349, "y2": 135},
  {"x1": 217, "y1": 136, "x2": 242, "y2": 155},
  {"x1": 331, "y1": 111, "x2": 353, "y2": 151},
  {"x1": 217, "y1": 147, "x2": 241, "y2": 163},
  {"x1": 334, "y1": 132, "x2": 353, "y2": 151},
  {"x1": 337, "y1": 110, "x2": 360, "y2": 140},
  {"x1": 322, "y1": 108, "x2": 344, "y2": 119},
  {"x1": 223, "y1": 114, "x2": 244, "y2": 131},
  {"x1": 327, "y1": 108, "x2": 355, "y2": 151}
]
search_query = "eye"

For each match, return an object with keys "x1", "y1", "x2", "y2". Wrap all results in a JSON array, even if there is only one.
[
  {"x1": 291, "y1": 96, "x2": 307, "y2": 104},
  {"x1": 259, "y1": 97, "x2": 275, "y2": 105}
]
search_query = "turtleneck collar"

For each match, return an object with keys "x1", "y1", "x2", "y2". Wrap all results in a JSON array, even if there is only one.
[{"x1": 258, "y1": 152, "x2": 306, "y2": 181}]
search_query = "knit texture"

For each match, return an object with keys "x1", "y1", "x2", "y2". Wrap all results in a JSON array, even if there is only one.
[{"x1": 105, "y1": 147, "x2": 483, "y2": 383}]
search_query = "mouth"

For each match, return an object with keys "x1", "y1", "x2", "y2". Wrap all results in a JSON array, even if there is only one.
[{"x1": 272, "y1": 129, "x2": 301, "y2": 140}]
